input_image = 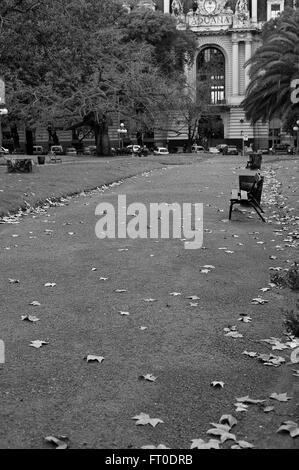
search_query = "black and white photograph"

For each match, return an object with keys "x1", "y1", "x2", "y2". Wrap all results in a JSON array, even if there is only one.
[{"x1": 0, "y1": 0, "x2": 299, "y2": 455}]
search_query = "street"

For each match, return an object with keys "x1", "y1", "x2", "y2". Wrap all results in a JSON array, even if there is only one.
[{"x1": 0, "y1": 154, "x2": 298, "y2": 449}]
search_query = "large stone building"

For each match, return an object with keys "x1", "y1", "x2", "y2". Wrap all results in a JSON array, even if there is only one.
[{"x1": 149, "y1": 0, "x2": 299, "y2": 150}]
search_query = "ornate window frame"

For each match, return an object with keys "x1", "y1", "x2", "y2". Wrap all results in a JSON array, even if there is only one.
[{"x1": 267, "y1": 0, "x2": 285, "y2": 21}]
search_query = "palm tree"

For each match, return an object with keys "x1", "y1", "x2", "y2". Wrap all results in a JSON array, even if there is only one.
[{"x1": 242, "y1": 12, "x2": 299, "y2": 123}]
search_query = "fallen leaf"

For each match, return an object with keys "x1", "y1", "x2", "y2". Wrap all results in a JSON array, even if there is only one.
[
  {"x1": 8, "y1": 278, "x2": 19, "y2": 284},
  {"x1": 236, "y1": 396, "x2": 266, "y2": 404},
  {"x1": 115, "y1": 289, "x2": 127, "y2": 293},
  {"x1": 21, "y1": 315, "x2": 39, "y2": 322},
  {"x1": 263, "y1": 406, "x2": 275, "y2": 413},
  {"x1": 190, "y1": 438, "x2": 220, "y2": 449},
  {"x1": 140, "y1": 374, "x2": 157, "y2": 382},
  {"x1": 85, "y1": 355, "x2": 105, "y2": 363},
  {"x1": 211, "y1": 381, "x2": 225, "y2": 388},
  {"x1": 143, "y1": 298, "x2": 157, "y2": 303},
  {"x1": 140, "y1": 326, "x2": 147, "y2": 331},
  {"x1": 99, "y1": 277, "x2": 108, "y2": 281},
  {"x1": 30, "y1": 301, "x2": 41, "y2": 307},
  {"x1": 132, "y1": 413, "x2": 163, "y2": 427},
  {"x1": 232, "y1": 441, "x2": 254, "y2": 449},
  {"x1": 242, "y1": 351, "x2": 258, "y2": 358},
  {"x1": 270, "y1": 393, "x2": 292, "y2": 402},
  {"x1": 187, "y1": 295, "x2": 200, "y2": 300},
  {"x1": 206, "y1": 427, "x2": 236, "y2": 443},
  {"x1": 200, "y1": 269, "x2": 210, "y2": 274},
  {"x1": 234, "y1": 403, "x2": 248, "y2": 412},
  {"x1": 119, "y1": 311, "x2": 130, "y2": 316},
  {"x1": 251, "y1": 298, "x2": 269, "y2": 305},
  {"x1": 260, "y1": 287, "x2": 270, "y2": 292},
  {"x1": 219, "y1": 415, "x2": 237, "y2": 428},
  {"x1": 225, "y1": 331, "x2": 243, "y2": 338},
  {"x1": 277, "y1": 421, "x2": 299, "y2": 438},
  {"x1": 292, "y1": 370, "x2": 299, "y2": 377},
  {"x1": 169, "y1": 292, "x2": 181, "y2": 296},
  {"x1": 44, "y1": 283, "x2": 56, "y2": 288},
  {"x1": 91, "y1": 268, "x2": 97, "y2": 271},
  {"x1": 201, "y1": 265, "x2": 215, "y2": 269},
  {"x1": 30, "y1": 340, "x2": 48, "y2": 349},
  {"x1": 44, "y1": 436, "x2": 68, "y2": 449},
  {"x1": 238, "y1": 316, "x2": 252, "y2": 323}
]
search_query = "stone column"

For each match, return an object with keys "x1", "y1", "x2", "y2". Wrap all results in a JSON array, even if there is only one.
[
  {"x1": 232, "y1": 40, "x2": 239, "y2": 96},
  {"x1": 251, "y1": 0, "x2": 258, "y2": 23},
  {"x1": 244, "y1": 39, "x2": 252, "y2": 91},
  {"x1": 164, "y1": 0, "x2": 170, "y2": 13}
]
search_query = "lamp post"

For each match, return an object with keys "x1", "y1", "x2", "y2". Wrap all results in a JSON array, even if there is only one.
[
  {"x1": 293, "y1": 119, "x2": 299, "y2": 155},
  {"x1": 0, "y1": 106, "x2": 8, "y2": 151},
  {"x1": 117, "y1": 122, "x2": 127, "y2": 150}
]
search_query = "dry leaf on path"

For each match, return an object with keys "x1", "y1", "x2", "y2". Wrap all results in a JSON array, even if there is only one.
[
  {"x1": 44, "y1": 283, "x2": 56, "y2": 288},
  {"x1": 236, "y1": 396, "x2": 266, "y2": 404},
  {"x1": 277, "y1": 421, "x2": 299, "y2": 438},
  {"x1": 220, "y1": 415, "x2": 237, "y2": 428},
  {"x1": 30, "y1": 301, "x2": 41, "y2": 306},
  {"x1": 263, "y1": 406, "x2": 275, "y2": 413},
  {"x1": 211, "y1": 381, "x2": 225, "y2": 388},
  {"x1": 9, "y1": 279, "x2": 19, "y2": 284},
  {"x1": 270, "y1": 393, "x2": 292, "y2": 402},
  {"x1": 115, "y1": 289, "x2": 127, "y2": 293},
  {"x1": 206, "y1": 427, "x2": 236, "y2": 443},
  {"x1": 187, "y1": 295, "x2": 200, "y2": 300},
  {"x1": 190, "y1": 439, "x2": 220, "y2": 449},
  {"x1": 119, "y1": 311, "x2": 130, "y2": 316},
  {"x1": 251, "y1": 298, "x2": 269, "y2": 305},
  {"x1": 143, "y1": 298, "x2": 157, "y2": 303},
  {"x1": 169, "y1": 292, "x2": 181, "y2": 296},
  {"x1": 231, "y1": 441, "x2": 254, "y2": 449},
  {"x1": 234, "y1": 403, "x2": 248, "y2": 412},
  {"x1": 292, "y1": 370, "x2": 299, "y2": 377},
  {"x1": 132, "y1": 413, "x2": 163, "y2": 427},
  {"x1": 85, "y1": 355, "x2": 105, "y2": 363},
  {"x1": 30, "y1": 340, "x2": 48, "y2": 349},
  {"x1": 45, "y1": 436, "x2": 68, "y2": 449},
  {"x1": 238, "y1": 316, "x2": 252, "y2": 323},
  {"x1": 139, "y1": 374, "x2": 157, "y2": 382},
  {"x1": 21, "y1": 315, "x2": 39, "y2": 322}
]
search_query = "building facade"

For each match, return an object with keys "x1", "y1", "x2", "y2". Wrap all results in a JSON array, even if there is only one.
[{"x1": 150, "y1": 0, "x2": 298, "y2": 150}]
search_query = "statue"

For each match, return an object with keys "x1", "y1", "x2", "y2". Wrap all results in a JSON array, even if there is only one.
[
  {"x1": 234, "y1": 0, "x2": 250, "y2": 27},
  {"x1": 171, "y1": 0, "x2": 183, "y2": 16}
]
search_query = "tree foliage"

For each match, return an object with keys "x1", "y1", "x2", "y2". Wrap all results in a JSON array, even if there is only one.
[
  {"x1": 0, "y1": 0, "x2": 198, "y2": 155},
  {"x1": 242, "y1": 8, "x2": 299, "y2": 124}
]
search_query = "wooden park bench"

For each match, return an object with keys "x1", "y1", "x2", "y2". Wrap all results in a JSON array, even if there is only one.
[
  {"x1": 6, "y1": 156, "x2": 33, "y2": 173},
  {"x1": 229, "y1": 173, "x2": 266, "y2": 222}
]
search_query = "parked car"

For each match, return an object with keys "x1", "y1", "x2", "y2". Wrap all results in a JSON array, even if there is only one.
[
  {"x1": 191, "y1": 144, "x2": 205, "y2": 153},
  {"x1": 224, "y1": 146, "x2": 239, "y2": 155},
  {"x1": 208, "y1": 147, "x2": 220, "y2": 154},
  {"x1": 33, "y1": 145, "x2": 44, "y2": 155},
  {"x1": 153, "y1": 147, "x2": 169, "y2": 155},
  {"x1": 65, "y1": 147, "x2": 77, "y2": 156},
  {"x1": 50, "y1": 145, "x2": 64, "y2": 155},
  {"x1": 216, "y1": 144, "x2": 228, "y2": 154},
  {"x1": 257, "y1": 148, "x2": 269, "y2": 155},
  {"x1": 126, "y1": 144, "x2": 141, "y2": 154},
  {"x1": 269, "y1": 144, "x2": 293, "y2": 155}
]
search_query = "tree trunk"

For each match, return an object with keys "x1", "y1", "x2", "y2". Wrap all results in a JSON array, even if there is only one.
[{"x1": 25, "y1": 128, "x2": 33, "y2": 155}]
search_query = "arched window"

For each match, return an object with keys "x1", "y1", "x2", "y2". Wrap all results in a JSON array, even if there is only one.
[{"x1": 197, "y1": 47, "x2": 225, "y2": 105}]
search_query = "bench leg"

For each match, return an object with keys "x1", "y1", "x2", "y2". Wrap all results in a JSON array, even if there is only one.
[
  {"x1": 250, "y1": 203, "x2": 266, "y2": 222},
  {"x1": 250, "y1": 196, "x2": 264, "y2": 213},
  {"x1": 229, "y1": 201, "x2": 234, "y2": 220}
]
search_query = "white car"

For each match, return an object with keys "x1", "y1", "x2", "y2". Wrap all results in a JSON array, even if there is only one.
[
  {"x1": 126, "y1": 144, "x2": 141, "y2": 154},
  {"x1": 0, "y1": 146, "x2": 9, "y2": 155},
  {"x1": 154, "y1": 147, "x2": 169, "y2": 155},
  {"x1": 208, "y1": 147, "x2": 220, "y2": 154},
  {"x1": 192, "y1": 145, "x2": 205, "y2": 153}
]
